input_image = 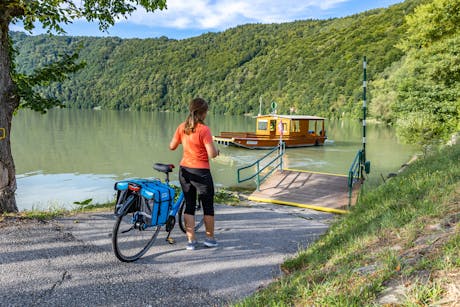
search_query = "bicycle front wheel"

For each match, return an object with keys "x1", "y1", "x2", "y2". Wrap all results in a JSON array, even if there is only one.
[
  {"x1": 178, "y1": 198, "x2": 204, "y2": 233},
  {"x1": 112, "y1": 207, "x2": 160, "y2": 262}
]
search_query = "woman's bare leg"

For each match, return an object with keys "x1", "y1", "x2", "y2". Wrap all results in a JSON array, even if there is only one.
[
  {"x1": 184, "y1": 214, "x2": 196, "y2": 242},
  {"x1": 204, "y1": 215, "x2": 214, "y2": 238}
]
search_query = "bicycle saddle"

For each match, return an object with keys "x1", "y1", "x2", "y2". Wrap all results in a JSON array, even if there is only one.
[{"x1": 153, "y1": 163, "x2": 175, "y2": 173}]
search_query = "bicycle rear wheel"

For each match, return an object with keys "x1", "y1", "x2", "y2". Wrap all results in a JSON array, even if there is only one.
[
  {"x1": 112, "y1": 199, "x2": 160, "y2": 262},
  {"x1": 178, "y1": 198, "x2": 204, "y2": 233}
]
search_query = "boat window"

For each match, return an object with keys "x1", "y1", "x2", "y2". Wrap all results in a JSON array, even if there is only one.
[
  {"x1": 270, "y1": 120, "x2": 276, "y2": 131},
  {"x1": 308, "y1": 120, "x2": 320, "y2": 134},
  {"x1": 258, "y1": 120, "x2": 268, "y2": 130},
  {"x1": 281, "y1": 122, "x2": 287, "y2": 132},
  {"x1": 291, "y1": 120, "x2": 300, "y2": 132}
]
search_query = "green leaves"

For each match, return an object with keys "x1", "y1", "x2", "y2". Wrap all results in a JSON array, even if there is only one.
[
  {"x1": 399, "y1": 0, "x2": 460, "y2": 50},
  {"x1": 16, "y1": 0, "x2": 80, "y2": 34},
  {"x1": 14, "y1": 51, "x2": 86, "y2": 113},
  {"x1": 11, "y1": 0, "x2": 167, "y2": 34}
]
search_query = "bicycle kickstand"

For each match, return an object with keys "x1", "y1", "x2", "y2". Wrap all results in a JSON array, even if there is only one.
[{"x1": 165, "y1": 231, "x2": 175, "y2": 244}]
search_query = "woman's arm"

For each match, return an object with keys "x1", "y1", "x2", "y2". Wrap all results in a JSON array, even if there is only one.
[
  {"x1": 170, "y1": 126, "x2": 181, "y2": 150},
  {"x1": 205, "y1": 142, "x2": 219, "y2": 158},
  {"x1": 169, "y1": 138, "x2": 179, "y2": 150}
]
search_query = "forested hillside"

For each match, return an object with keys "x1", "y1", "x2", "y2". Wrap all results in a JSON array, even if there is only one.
[
  {"x1": 11, "y1": 1, "x2": 418, "y2": 116},
  {"x1": 10, "y1": 0, "x2": 459, "y2": 145}
]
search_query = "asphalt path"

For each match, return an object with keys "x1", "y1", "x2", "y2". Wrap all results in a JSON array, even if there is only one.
[{"x1": 0, "y1": 203, "x2": 334, "y2": 306}]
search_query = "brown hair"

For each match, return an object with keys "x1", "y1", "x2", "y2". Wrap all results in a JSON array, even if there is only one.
[{"x1": 184, "y1": 97, "x2": 209, "y2": 135}]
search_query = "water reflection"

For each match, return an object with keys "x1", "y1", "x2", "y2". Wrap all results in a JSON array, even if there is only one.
[{"x1": 16, "y1": 172, "x2": 117, "y2": 211}]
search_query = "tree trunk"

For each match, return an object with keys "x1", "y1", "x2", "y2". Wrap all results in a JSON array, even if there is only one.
[{"x1": 0, "y1": 21, "x2": 19, "y2": 213}]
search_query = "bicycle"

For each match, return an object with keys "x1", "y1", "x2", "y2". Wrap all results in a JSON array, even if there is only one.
[{"x1": 112, "y1": 163, "x2": 204, "y2": 262}]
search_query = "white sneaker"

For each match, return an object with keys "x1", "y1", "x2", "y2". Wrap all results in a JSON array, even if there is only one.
[
  {"x1": 203, "y1": 238, "x2": 218, "y2": 248},
  {"x1": 186, "y1": 240, "x2": 198, "y2": 250}
]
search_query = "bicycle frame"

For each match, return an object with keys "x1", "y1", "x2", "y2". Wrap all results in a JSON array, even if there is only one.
[{"x1": 169, "y1": 192, "x2": 184, "y2": 222}]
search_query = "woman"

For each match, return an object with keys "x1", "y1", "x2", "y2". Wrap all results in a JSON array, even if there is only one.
[{"x1": 169, "y1": 97, "x2": 219, "y2": 250}]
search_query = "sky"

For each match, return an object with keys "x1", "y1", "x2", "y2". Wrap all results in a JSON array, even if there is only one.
[{"x1": 11, "y1": 0, "x2": 405, "y2": 40}]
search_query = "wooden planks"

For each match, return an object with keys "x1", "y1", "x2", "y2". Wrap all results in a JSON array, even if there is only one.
[{"x1": 249, "y1": 169, "x2": 361, "y2": 213}]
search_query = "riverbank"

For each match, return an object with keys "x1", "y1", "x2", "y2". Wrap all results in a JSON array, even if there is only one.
[{"x1": 235, "y1": 143, "x2": 460, "y2": 306}]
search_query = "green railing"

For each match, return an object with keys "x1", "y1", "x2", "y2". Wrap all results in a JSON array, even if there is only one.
[
  {"x1": 348, "y1": 150, "x2": 363, "y2": 207},
  {"x1": 348, "y1": 149, "x2": 370, "y2": 207},
  {"x1": 237, "y1": 142, "x2": 285, "y2": 190}
]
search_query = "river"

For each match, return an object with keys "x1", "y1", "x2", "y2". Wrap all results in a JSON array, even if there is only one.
[{"x1": 12, "y1": 108, "x2": 417, "y2": 211}]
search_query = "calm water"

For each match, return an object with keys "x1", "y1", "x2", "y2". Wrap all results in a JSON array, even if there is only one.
[{"x1": 12, "y1": 108, "x2": 417, "y2": 211}]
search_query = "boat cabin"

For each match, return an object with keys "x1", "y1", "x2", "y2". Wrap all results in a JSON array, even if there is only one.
[{"x1": 255, "y1": 115, "x2": 326, "y2": 139}]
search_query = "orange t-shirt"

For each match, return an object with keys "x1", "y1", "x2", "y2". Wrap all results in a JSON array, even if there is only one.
[{"x1": 172, "y1": 122, "x2": 213, "y2": 169}]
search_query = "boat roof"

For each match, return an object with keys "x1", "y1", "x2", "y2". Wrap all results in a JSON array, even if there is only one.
[{"x1": 257, "y1": 114, "x2": 325, "y2": 120}]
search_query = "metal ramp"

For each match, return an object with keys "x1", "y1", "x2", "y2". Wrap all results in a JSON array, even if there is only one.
[
  {"x1": 248, "y1": 169, "x2": 361, "y2": 214},
  {"x1": 236, "y1": 142, "x2": 366, "y2": 215}
]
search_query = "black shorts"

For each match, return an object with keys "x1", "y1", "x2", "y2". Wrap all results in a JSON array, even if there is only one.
[{"x1": 178, "y1": 166, "x2": 215, "y2": 216}]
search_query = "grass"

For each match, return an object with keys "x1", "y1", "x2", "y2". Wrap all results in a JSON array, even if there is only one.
[
  {"x1": 215, "y1": 188, "x2": 241, "y2": 205},
  {"x1": 0, "y1": 200, "x2": 114, "y2": 223},
  {"x1": 234, "y1": 143, "x2": 460, "y2": 306}
]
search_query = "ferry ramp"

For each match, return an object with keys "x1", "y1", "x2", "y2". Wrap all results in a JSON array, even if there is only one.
[
  {"x1": 237, "y1": 143, "x2": 365, "y2": 215},
  {"x1": 248, "y1": 169, "x2": 361, "y2": 215}
]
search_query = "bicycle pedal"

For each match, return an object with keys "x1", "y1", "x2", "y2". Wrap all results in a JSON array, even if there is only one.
[{"x1": 166, "y1": 237, "x2": 176, "y2": 244}]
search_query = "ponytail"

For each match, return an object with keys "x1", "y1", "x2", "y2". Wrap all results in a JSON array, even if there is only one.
[{"x1": 184, "y1": 98, "x2": 208, "y2": 135}]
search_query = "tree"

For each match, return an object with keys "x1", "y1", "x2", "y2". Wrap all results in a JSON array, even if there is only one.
[
  {"x1": 394, "y1": 0, "x2": 460, "y2": 146},
  {"x1": 371, "y1": 0, "x2": 460, "y2": 148},
  {"x1": 0, "y1": 0, "x2": 167, "y2": 213}
]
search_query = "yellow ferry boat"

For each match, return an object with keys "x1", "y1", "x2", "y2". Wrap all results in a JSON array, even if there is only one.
[{"x1": 213, "y1": 114, "x2": 327, "y2": 149}]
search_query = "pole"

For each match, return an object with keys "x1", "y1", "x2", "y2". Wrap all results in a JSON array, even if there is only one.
[{"x1": 362, "y1": 56, "x2": 367, "y2": 166}]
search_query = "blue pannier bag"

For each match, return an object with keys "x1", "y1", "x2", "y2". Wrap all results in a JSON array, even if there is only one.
[
  {"x1": 140, "y1": 180, "x2": 175, "y2": 226},
  {"x1": 114, "y1": 179, "x2": 175, "y2": 226}
]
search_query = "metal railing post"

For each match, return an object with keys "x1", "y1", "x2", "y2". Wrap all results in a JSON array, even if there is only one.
[
  {"x1": 348, "y1": 170, "x2": 353, "y2": 208},
  {"x1": 348, "y1": 149, "x2": 363, "y2": 208},
  {"x1": 279, "y1": 142, "x2": 284, "y2": 171},
  {"x1": 256, "y1": 162, "x2": 260, "y2": 191}
]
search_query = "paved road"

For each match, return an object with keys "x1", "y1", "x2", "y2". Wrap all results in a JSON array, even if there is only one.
[{"x1": 0, "y1": 203, "x2": 334, "y2": 306}]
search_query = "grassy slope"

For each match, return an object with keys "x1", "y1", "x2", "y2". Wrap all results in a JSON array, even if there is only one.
[{"x1": 236, "y1": 143, "x2": 460, "y2": 306}]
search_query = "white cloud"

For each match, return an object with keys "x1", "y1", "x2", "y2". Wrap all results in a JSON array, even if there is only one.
[
  {"x1": 12, "y1": 0, "x2": 402, "y2": 38},
  {"x1": 124, "y1": 0, "x2": 349, "y2": 30}
]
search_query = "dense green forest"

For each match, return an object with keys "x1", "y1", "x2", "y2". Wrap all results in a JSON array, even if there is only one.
[{"x1": 11, "y1": 0, "x2": 459, "y2": 145}]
